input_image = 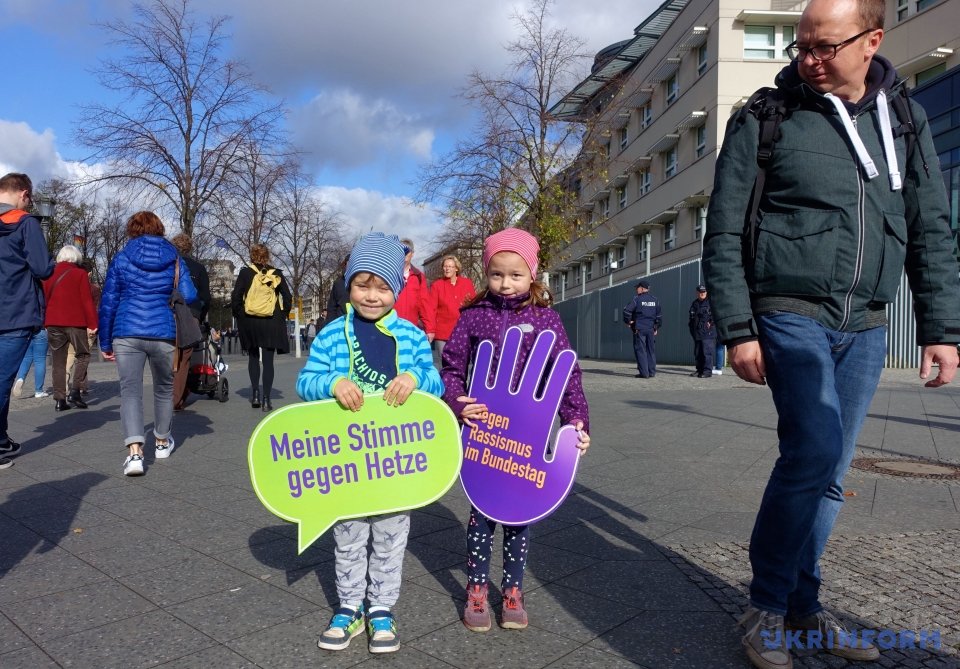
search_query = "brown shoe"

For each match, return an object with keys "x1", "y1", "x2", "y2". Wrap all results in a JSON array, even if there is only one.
[
  {"x1": 500, "y1": 586, "x2": 528, "y2": 629},
  {"x1": 463, "y1": 584, "x2": 491, "y2": 632}
]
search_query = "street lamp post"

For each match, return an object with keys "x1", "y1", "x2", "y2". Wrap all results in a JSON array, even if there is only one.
[{"x1": 32, "y1": 194, "x2": 57, "y2": 244}]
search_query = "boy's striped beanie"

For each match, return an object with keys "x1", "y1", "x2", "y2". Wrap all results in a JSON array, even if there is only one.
[{"x1": 346, "y1": 233, "x2": 409, "y2": 297}]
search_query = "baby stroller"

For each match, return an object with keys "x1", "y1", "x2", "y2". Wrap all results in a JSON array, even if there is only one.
[{"x1": 187, "y1": 324, "x2": 229, "y2": 402}]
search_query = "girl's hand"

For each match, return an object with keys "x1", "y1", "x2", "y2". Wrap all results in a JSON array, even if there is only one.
[
  {"x1": 102, "y1": 351, "x2": 115, "y2": 362},
  {"x1": 333, "y1": 378, "x2": 364, "y2": 412},
  {"x1": 572, "y1": 421, "x2": 590, "y2": 454},
  {"x1": 383, "y1": 373, "x2": 416, "y2": 407},
  {"x1": 457, "y1": 396, "x2": 487, "y2": 427}
]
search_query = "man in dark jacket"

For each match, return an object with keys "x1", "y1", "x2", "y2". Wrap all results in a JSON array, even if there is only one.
[
  {"x1": 687, "y1": 285, "x2": 714, "y2": 378},
  {"x1": 323, "y1": 254, "x2": 350, "y2": 327},
  {"x1": 622, "y1": 281, "x2": 661, "y2": 378},
  {"x1": 170, "y1": 233, "x2": 211, "y2": 410},
  {"x1": 702, "y1": 1, "x2": 960, "y2": 667},
  {"x1": 0, "y1": 173, "x2": 54, "y2": 467}
]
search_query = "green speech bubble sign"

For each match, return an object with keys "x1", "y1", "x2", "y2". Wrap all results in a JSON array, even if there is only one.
[{"x1": 248, "y1": 390, "x2": 462, "y2": 553}]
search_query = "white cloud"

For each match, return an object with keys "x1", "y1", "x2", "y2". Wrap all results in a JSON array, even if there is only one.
[
  {"x1": 0, "y1": 120, "x2": 88, "y2": 183},
  {"x1": 316, "y1": 185, "x2": 445, "y2": 261},
  {"x1": 290, "y1": 90, "x2": 435, "y2": 171}
]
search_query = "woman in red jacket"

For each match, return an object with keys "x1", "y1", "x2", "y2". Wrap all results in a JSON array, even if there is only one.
[
  {"x1": 43, "y1": 245, "x2": 97, "y2": 411},
  {"x1": 427, "y1": 255, "x2": 475, "y2": 368}
]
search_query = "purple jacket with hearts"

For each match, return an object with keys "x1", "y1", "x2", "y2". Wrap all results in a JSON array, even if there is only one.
[{"x1": 440, "y1": 291, "x2": 589, "y2": 433}]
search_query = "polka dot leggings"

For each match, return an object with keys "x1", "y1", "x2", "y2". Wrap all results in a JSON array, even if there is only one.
[{"x1": 466, "y1": 506, "x2": 529, "y2": 589}]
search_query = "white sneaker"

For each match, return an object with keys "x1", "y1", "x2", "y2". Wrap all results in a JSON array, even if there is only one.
[
  {"x1": 123, "y1": 454, "x2": 145, "y2": 476},
  {"x1": 34, "y1": 391, "x2": 50, "y2": 398},
  {"x1": 154, "y1": 436, "x2": 175, "y2": 459},
  {"x1": 713, "y1": 369, "x2": 723, "y2": 375},
  {"x1": 13, "y1": 378, "x2": 24, "y2": 396}
]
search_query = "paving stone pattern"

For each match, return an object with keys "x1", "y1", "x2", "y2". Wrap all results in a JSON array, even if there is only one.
[{"x1": 1, "y1": 356, "x2": 958, "y2": 668}]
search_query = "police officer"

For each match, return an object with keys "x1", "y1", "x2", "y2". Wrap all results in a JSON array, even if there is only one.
[
  {"x1": 688, "y1": 284, "x2": 715, "y2": 378},
  {"x1": 623, "y1": 280, "x2": 661, "y2": 378}
]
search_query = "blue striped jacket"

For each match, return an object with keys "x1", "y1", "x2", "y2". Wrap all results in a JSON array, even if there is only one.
[{"x1": 296, "y1": 304, "x2": 443, "y2": 401}]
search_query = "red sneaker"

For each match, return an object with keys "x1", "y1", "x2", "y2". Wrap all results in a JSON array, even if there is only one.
[
  {"x1": 500, "y1": 586, "x2": 528, "y2": 629},
  {"x1": 463, "y1": 584, "x2": 491, "y2": 632}
]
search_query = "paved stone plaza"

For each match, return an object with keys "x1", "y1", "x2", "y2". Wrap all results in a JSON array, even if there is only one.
[{"x1": 1, "y1": 352, "x2": 958, "y2": 668}]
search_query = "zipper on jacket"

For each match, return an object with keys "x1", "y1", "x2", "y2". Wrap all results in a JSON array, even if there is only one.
[{"x1": 840, "y1": 114, "x2": 867, "y2": 330}]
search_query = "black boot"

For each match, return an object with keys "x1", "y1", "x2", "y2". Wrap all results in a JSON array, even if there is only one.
[
  {"x1": 251, "y1": 387, "x2": 261, "y2": 408},
  {"x1": 68, "y1": 390, "x2": 88, "y2": 409},
  {"x1": 262, "y1": 395, "x2": 273, "y2": 412},
  {"x1": 55, "y1": 398, "x2": 72, "y2": 411}
]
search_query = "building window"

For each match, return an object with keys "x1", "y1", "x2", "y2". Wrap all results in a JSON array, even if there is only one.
[
  {"x1": 665, "y1": 73, "x2": 679, "y2": 105},
  {"x1": 615, "y1": 245, "x2": 626, "y2": 268},
  {"x1": 619, "y1": 127, "x2": 628, "y2": 151},
  {"x1": 916, "y1": 62, "x2": 946, "y2": 86},
  {"x1": 617, "y1": 186, "x2": 627, "y2": 210},
  {"x1": 602, "y1": 197, "x2": 610, "y2": 218},
  {"x1": 697, "y1": 44, "x2": 708, "y2": 75},
  {"x1": 639, "y1": 104, "x2": 652, "y2": 129},
  {"x1": 664, "y1": 147, "x2": 677, "y2": 179},
  {"x1": 896, "y1": 0, "x2": 908, "y2": 19},
  {"x1": 695, "y1": 206, "x2": 707, "y2": 240},
  {"x1": 663, "y1": 222, "x2": 676, "y2": 250},
  {"x1": 585, "y1": 260, "x2": 593, "y2": 281},
  {"x1": 744, "y1": 25, "x2": 794, "y2": 60},
  {"x1": 637, "y1": 235, "x2": 647, "y2": 261},
  {"x1": 638, "y1": 170, "x2": 651, "y2": 196},
  {"x1": 560, "y1": 272, "x2": 568, "y2": 293},
  {"x1": 601, "y1": 251, "x2": 612, "y2": 274},
  {"x1": 695, "y1": 126, "x2": 707, "y2": 158},
  {"x1": 917, "y1": 0, "x2": 941, "y2": 11}
]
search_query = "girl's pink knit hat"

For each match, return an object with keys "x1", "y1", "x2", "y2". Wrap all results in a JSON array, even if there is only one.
[{"x1": 482, "y1": 228, "x2": 540, "y2": 277}]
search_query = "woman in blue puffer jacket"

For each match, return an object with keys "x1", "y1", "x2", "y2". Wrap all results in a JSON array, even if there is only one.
[{"x1": 99, "y1": 211, "x2": 197, "y2": 477}]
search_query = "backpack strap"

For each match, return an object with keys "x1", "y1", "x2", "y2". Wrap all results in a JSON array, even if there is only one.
[
  {"x1": 889, "y1": 84, "x2": 929, "y2": 178},
  {"x1": 744, "y1": 88, "x2": 789, "y2": 259}
]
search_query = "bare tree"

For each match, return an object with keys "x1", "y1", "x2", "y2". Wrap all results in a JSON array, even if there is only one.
[
  {"x1": 417, "y1": 0, "x2": 590, "y2": 266},
  {"x1": 75, "y1": 0, "x2": 285, "y2": 237}
]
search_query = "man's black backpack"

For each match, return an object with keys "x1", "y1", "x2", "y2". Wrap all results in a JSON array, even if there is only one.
[{"x1": 739, "y1": 84, "x2": 929, "y2": 257}]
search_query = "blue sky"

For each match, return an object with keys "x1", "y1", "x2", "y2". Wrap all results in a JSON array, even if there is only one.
[{"x1": 1, "y1": 0, "x2": 657, "y2": 257}]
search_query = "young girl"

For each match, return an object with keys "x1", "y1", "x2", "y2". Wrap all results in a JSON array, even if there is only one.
[{"x1": 440, "y1": 228, "x2": 590, "y2": 632}]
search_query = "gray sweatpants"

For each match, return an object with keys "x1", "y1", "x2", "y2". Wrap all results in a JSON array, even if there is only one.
[
  {"x1": 333, "y1": 513, "x2": 410, "y2": 609},
  {"x1": 114, "y1": 337, "x2": 174, "y2": 447}
]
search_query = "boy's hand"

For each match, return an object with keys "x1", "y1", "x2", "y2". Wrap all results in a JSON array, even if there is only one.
[
  {"x1": 333, "y1": 378, "x2": 364, "y2": 412},
  {"x1": 572, "y1": 421, "x2": 590, "y2": 454},
  {"x1": 383, "y1": 373, "x2": 416, "y2": 407},
  {"x1": 456, "y1": 396, "x2": 488, "y2": 427}
]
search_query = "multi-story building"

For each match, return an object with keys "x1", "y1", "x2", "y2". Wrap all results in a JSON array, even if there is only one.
[{"x1": 544, "y1": 0, "x2": 960, "y2": 366}]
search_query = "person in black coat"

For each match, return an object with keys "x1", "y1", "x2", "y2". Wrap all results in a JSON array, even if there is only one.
[
  {"x1": 323, "y1": 254, "x2": 350, "y2": 327},
  {"x1": 688, "y1": 284, "x2": 715, "y2": 378},
  {"x1": 171, "y1": 233, "x2": 211, "y2": 410},
  {"x1": 231, "y1": 243, "x2": 292, "y2": 411}
]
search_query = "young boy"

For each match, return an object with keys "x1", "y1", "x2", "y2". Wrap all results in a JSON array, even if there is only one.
[{"x1": 296, "y1": 232, "x2": 443, "y2": 654}]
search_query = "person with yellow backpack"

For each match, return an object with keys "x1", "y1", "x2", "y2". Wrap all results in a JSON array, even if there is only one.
[{"x1": 230, "y1": 243, "x2": 291, "y2": 411}]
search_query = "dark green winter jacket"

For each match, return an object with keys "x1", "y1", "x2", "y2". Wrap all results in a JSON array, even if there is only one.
[{"x1": 703, "y1": 56, "x2": 960, "y2": 346}]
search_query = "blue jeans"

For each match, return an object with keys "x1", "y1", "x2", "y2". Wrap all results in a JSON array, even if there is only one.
[
  {"x1": 715, "y1": 341, "x2": 725, "y2": 370},
  {"x1": 114, "y1": 338, "x2": 175, "y2": 447},
  {"x1": 750, "y1": 312, "x2": 886, "y2": 617},
  {"x1": 16, "y1": 329, "x2": 48, "y2": 393},
  {"x1": 0, "y1": 328, "x2": 34, "y2": 442}
]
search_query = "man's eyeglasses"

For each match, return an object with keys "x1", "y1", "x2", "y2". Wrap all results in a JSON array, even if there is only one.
[{"x1": 785, "y1": 29, "x2": 875, "y2": 62}]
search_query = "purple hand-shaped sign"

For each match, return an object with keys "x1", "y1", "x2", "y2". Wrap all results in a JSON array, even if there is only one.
[{"x1": 460, "y1": 326, "x2": 580, "y2": 525}]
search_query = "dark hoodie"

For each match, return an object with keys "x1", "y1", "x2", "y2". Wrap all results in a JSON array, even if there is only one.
[
  {"x1": 98, "y1": 235, "x2": 197, "y2": 351},
  {"x1": 0, "y1": 204, "x2": 54, "y2": 331},
  {"x1": 703, "y1": 55, "x2": 960, "y2": 346}
]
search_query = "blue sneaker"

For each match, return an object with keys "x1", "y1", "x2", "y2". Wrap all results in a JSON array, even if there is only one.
[
  {"x1": 367, "y1": 609, "x2": 399, "y2": 653},
  {"x1": 318, "y1": 605, "x2": 364, "y2": 651}
]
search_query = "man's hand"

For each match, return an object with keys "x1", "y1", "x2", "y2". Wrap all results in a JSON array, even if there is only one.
[
  {"x1": 383, "y1": 373, "x2": 416, "y2": 407},
  {"x1": 333, "y1": 378, "x2": 364, "y2": 411},
  {"x1": 919, "y1": 344, "x2": 958, "y2": 388},
  {"x1": 729, "y1": 340, "x2": 766, "y2": 385}
]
